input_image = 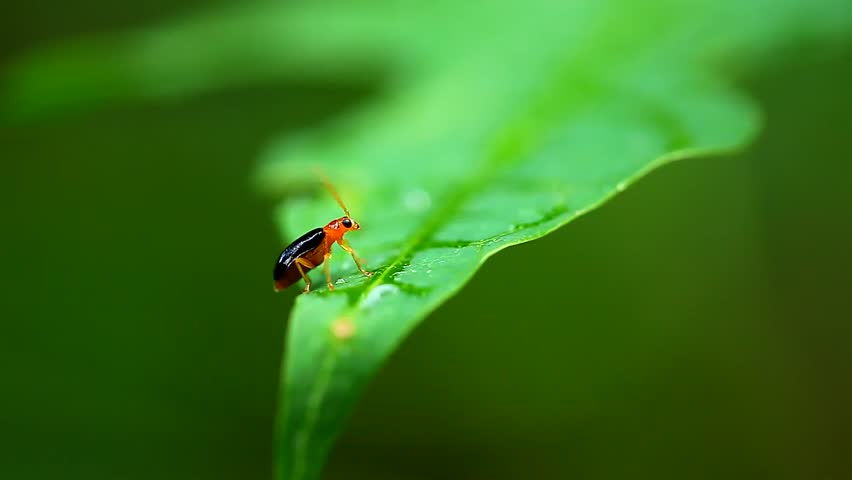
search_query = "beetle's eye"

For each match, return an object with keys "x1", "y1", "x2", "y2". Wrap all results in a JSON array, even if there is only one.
[{"x1": 342, "y1": 218, "x2": 353, "y2": 228}]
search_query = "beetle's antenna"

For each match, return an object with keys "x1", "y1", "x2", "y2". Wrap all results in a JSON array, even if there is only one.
[{"x1": 315, "y1": 167, "x2": 351, "y2": 217}]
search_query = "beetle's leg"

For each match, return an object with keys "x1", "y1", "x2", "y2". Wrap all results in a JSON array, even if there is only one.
[
  {"x1": 337, "y1": 239, "x2": 372, "y2": 277},
  {"x1": 294, "y1": 257, "x2": 316, "y2": 293},
  {"x1": 322, "y1": 251, "x2": 335, "y2": 290}
]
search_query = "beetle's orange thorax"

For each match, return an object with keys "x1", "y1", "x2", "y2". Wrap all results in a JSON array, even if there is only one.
[{"x1": 322, "y1": 216, "x2": 360, "y2": 243}]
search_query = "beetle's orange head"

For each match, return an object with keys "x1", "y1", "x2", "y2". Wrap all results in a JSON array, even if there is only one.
[
  {"x1": 325, "y1": 216, "x2": 360, "y2": 238},
  {"x1": 339, "y1": 216, "x2": 360, "y2": 231}
]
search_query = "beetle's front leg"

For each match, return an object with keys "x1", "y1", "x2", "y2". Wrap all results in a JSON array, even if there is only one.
[{"x1": 337, "y1": 239, "x2": 372, "y2": 277}]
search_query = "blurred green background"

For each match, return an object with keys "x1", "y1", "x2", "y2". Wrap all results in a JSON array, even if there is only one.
[{"x1": 2, "y1": 2, "x2": 851, "y2": 480}]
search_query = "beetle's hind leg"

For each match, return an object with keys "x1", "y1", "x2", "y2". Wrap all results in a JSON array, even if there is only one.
[{"x1": 294, "y1": 258, "x2": 316, "y2": 293}]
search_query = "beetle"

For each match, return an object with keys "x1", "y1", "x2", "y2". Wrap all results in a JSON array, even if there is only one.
[{"x1": 273, "y1": 178, "x2": 372, "y2": 293}]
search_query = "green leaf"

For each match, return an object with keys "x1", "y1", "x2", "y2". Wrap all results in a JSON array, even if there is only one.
[
  {"x1": 267, "y1": 85, "x2": 754, "y2": 479},
  {"x1": 5, "y1": 1, "x2": 852, "y2": 480}
]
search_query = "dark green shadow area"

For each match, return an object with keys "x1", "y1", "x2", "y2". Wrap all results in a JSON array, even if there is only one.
[{"x1": 0, "y1": 81, "x2": 376, "y2": 479}]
